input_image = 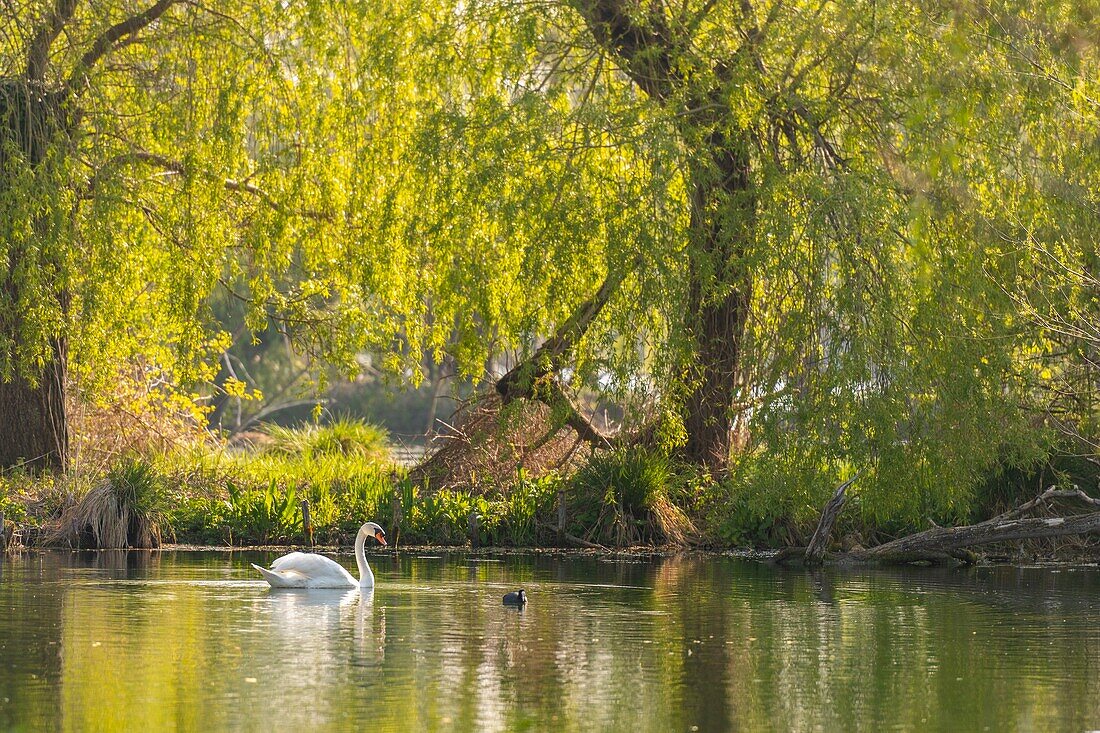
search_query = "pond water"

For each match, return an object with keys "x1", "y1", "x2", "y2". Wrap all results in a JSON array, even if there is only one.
[{"x1": 1, "y1": 550, "x2": 1099, "y2": 732}]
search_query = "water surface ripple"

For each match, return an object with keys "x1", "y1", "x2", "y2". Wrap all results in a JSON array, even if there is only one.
[{"x1": 1, "y1": 551, "x2": 1098, "y2": 732}]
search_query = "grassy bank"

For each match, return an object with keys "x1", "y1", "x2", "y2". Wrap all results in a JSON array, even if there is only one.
[
  {"x1": 1, "y1": 419, "x2": 568, "y2": 549},
  {"x1": 2, "y1": 419, "x2": 1095, "y2": 554}
]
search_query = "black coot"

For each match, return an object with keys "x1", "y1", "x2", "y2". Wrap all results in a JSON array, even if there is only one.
[{"x1": 503, "y1": 589, "x2": 527, "y2": 606}]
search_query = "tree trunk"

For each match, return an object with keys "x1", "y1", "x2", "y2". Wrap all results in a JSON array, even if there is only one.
[
  {"x1": 804, "y1": 471, "x2": 864, "y2": 565},
  {"x1": 681, "y1": 132, "x2": 754, "y2": 472},
  {"x1": 1, "y1": 80, "x2": 71, "y2": 471},
  {"x1": 0, "y1": 338, "x2": 68, "y2": 470},
  {"x1": 1, "y1": 0, "x2": 184, "y2": 471},
  {"x1": 854, "y1": 510, "x2": 1100, "y2": 564},
  {"x1": 567, "y1": 1, "x2": 755, "y2": 472}
]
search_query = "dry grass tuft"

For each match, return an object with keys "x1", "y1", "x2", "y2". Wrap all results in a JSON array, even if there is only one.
[
  {"x1": 649, "y1": 496, "x2": 698, "y2": 545},
  {"x1": 47, "y1": 459, "x2": 166, "y2": 548}
]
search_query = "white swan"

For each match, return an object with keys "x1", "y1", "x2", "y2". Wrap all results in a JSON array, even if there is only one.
[{"x1": 252, "y1": 522, "x2": 387, "y2": 588}]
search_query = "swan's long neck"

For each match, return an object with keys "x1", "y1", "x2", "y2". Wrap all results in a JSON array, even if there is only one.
[{"x1": 354, "y1": 525, "x2": 375, "y2": 587}]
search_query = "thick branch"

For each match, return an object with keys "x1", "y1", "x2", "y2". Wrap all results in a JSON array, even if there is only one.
[
  {"x1": 533, "y1": 374, "x2": 612, "y2": 447},
  {"x1": 65, "y1": 0, "x2": 181, "y2": 93},
  {"x1": 778, "y1": 484, "x2": 1100, "y2": 566},
  {"x1": 496, "y1": 263, "x2": 635, "y2": 446},
  {"x1": 26, "y1": 0, "x2": 80, "y2": 82},
  {"x1": 497, "y1": 263, "x2": 630, "y2": 401},
  {"x1": 568, "y1": 0, "x2": 681, "y2": 101},
  {"x1": 993, "y1": 485, "x2": 1100, "y2": 521}
]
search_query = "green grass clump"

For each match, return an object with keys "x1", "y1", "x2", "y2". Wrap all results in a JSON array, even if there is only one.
[
  {"x1": 155, "y1": 417, "x2": 398, "y2": 544},
  {"x1": 260, "y1": 418, "x2": 390, "y2": 462},
  {"x1": 572, "y1": 447, "x2": 673, "y2": 515},
  {"x1": 566, "y1": 447, "x2": 695, "y2": 546},
  {"x1": 49, "y1": 458, "x2": 168, "y2": 548}
]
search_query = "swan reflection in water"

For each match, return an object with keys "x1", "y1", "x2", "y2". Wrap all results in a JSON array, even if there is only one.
[
  {"x1": 264, "y1": 587, "x2": 386, "y2": 668},
  {"x1": 240, "y1": 588, "x2": 386, "y2": 727}
]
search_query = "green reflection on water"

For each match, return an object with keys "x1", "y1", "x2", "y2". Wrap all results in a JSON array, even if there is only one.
[{"x1": 1, "y1": 552, "x2": 1098, "y2": 732}]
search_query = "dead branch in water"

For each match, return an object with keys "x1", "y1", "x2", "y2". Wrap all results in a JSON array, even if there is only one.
[
  {"x1": 803, "y1": 470, "x2": 865, "y2": 566},
  {"x1": 776, "y1": 484, "x2": 1100, "y2": 566}
]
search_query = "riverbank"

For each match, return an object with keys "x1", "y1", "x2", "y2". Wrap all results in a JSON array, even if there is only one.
[
  {"x1": 3, "y1": 421, "x2": 1098, "y2": 560},
  {"x1": 5, "y1": 464, "x2": 1100, "y2": 561},
  {"x1": 7, "y1": 540, "x2": 1100, "y2": 566}
]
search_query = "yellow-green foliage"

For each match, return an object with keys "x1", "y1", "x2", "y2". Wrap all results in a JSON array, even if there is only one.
[{"x1": 2, "y1": 0, "x2": 1098, "y2": 544}]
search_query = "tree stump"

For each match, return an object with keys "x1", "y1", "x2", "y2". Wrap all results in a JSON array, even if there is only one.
[{"x1": 468, "y1": 512, "x2": 479, "y2": 548}]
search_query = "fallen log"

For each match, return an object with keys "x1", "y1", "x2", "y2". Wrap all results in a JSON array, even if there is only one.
[
  {"x1": 852, "y1": 504, "x2": 1100, "y2": 565},
  {"x1": 776, "y1": 484, "x2": 1100, "y2": 566}
]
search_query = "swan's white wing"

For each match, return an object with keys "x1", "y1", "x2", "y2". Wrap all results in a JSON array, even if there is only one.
[
  {"x1": 261, "y1": 552, "x2": 357, "y2": 588},
  {"x1": 270, "y1": 552, "x2": 313, "y2": 571},
  {"x1": 252, "y1": 563, "x2": 310, "y2": 588}
]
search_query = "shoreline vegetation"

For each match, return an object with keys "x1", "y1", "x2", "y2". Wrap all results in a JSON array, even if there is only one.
[
  {"x1": 3, "y1": 416, "x2": 1099, "y2": 564},
  {"x1": 2, "y1": 3, "x2": 1099, "y2": 571}
]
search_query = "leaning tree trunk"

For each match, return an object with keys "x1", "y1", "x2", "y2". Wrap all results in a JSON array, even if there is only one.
[{"x1": 497, "y1": 266, "x2": 628, "y2": 445}]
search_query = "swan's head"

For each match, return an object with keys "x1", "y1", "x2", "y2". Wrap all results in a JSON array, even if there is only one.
[{"x1": 364, "y1": 521, "x2": 387, "y2": 546}]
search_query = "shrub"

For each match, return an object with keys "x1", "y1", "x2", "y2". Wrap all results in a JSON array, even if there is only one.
[{"x1": 567, "y1": 447, "x2": 695, "y2": 546}]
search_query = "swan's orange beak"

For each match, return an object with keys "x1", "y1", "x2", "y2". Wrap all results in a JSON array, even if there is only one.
[{"x1": 374, "y1": 530, "x2": 387, "y2": 546}]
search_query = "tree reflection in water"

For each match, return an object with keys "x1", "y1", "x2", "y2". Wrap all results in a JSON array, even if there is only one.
[{"x1": 0, "y1": 552, "x2": 1097, "y2": 731}]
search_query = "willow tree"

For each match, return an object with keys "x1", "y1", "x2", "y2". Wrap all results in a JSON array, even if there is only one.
[
  {"x1": 5, "y1": 0, "x2": 1091, "y2": 512},
  {"x1": 351, "y1": 0, "x2": 1092, "y2": 505},
  {"x1": 435, "y1": 0, "x2": 1039, "y2": 473},
  {"x1": 0, "y1": 1, "x2": 378, "y2": 469}
]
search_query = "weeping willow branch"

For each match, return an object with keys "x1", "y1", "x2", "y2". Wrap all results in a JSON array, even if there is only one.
[{"x1": 80, "y1": 149, "x2": 333, "y2": 221}]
